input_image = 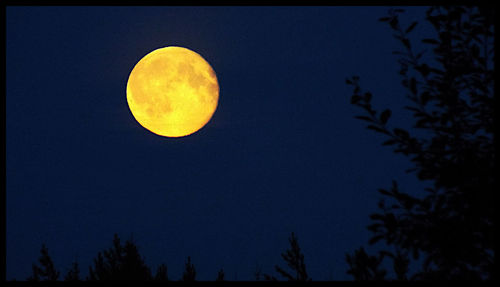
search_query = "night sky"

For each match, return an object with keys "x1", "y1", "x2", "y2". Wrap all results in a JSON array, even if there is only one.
[{"x1": 7, "y1": 6, "x2": 433, "y2": 281}]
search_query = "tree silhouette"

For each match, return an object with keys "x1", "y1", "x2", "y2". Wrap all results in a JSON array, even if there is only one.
[
  {"x1": 87, "y1": 233, "x2": 152, "y2": 280},
  {"x1": 346, "y1": 6, "x2": 494, "y2": 280},
  {"x1": 27, "y1": 244, "x2": 60, "y2": 281},
  {"x1": 264, "y1": 232, "x2": 310, "y2": 281},
  {"x1": 262, "y1": 273, "x2": 278, "y2": 281},
  {"x1": 25, "y1": 235, "x2": 173, "y2": 281},
  {"x1": 391, "y1": 249, "x2": 410, "y2": 281},
  {"x1": 182, "y1": 256, "x2": 196, "y2": 281},
  {"x1": 64, "y1": 260, "x2": 80, "y2": 281},
  {"x1": 345, "y1": 247, "x2": 386, "y2": 280},
  {"x1": 154, "y1": 263, "x2": 168, "y2": 281},
  {"x1": 216, "y1": 268, "x2": 225, "y2": 281}
]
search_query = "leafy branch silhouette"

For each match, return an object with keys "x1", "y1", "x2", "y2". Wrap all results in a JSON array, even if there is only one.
[{"x1": 346, "y1": 5, "x2": 494, "y2": 280}]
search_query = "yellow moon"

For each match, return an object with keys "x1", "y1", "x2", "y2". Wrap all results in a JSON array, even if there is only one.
[{"x1": 126, "y1": 46, "x2": 219, "y2": 137}]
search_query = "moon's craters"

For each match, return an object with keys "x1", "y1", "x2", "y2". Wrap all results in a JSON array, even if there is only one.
[{"x1": 126, "y1": 46, "x2": 219, "y2": 137}]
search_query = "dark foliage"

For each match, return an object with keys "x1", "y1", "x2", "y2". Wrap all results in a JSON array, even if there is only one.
[
  {"x1": 346, "y1": 5, "x2": 494, "y2": 280},
  {"x1": 262, "y1": 273, "x2": 278, "y2": 281},
  {"x1": 182, "y1": 256, "x2": 196, "y2": 281},
  {"x1": 264, "y1": 232, "x2": 310, "y2": 281},
  {"x1": 154, "y1": 263, "x2": 168, "y2": 281},
  {"x1": 27, "y1": 244, "x2": 60, "y2": 281},
  {"x1": 21, "y1": 6, "x2": 493, "y2": 282},
  {"x1": 87, "y1": 233, "x2": 152, "y2": 280},
  {"x1": 216, "y1": 268, "x2": 225, "y2": 281},
  {"x1": 64, "y1": 260, "x2": 80, "y2": 281},
  {"x1": 254, "y1": 264, "x2": 263, "y2": 281},
  {"x1": 346, "y1": 247, "x2": 386, "y2": 280},
  {"x1": 24, "y1": 235, "x2": 226, "y2": 281}
]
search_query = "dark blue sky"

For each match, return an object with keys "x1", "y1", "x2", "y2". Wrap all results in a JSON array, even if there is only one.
[{"x1": 6, "y1": 6, "x2": 432, "y2": 281}]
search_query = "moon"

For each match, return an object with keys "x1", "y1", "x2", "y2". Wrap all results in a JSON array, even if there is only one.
[{"x1": 126, "y1": 46, "x2": 219, "y2": 137}]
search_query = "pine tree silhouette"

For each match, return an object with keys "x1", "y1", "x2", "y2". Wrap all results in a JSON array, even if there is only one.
[
  {"x1": 216, "y1": 268, "x2": 225, "y2": 281},
  {"x1": 64, "y1": 260, "x2": 80, "y2": 281},
  {"x1": 264, "y1": 232, "x2": 310, "y2": 281},
  {"x1": 182, "y1": 256, "x2": 196, "y2": 281},
  {"x1": 27, "y1": 244, "x2": 60, "y2": 281},
  {"x1": 88, "y1": 233, "x2": 152, "y2": 280},
  {"x1": 276, "y1": 232, "x2": 310, "y2": 281},
  {"x1": 254, "y1": 264, "x2": 263, "y2": 281},
  {"x1": 154, "y1": 263, "x2": 168, "y2": 281}
]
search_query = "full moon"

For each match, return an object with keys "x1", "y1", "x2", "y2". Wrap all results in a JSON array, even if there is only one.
[{"x1": 126, "y1": 46, "x2": 219, "y2": 137}]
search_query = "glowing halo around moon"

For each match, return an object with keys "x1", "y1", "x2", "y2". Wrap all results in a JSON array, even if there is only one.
[{"x1": 126, "y1": 46, "x2": 219, "y2": 137}]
